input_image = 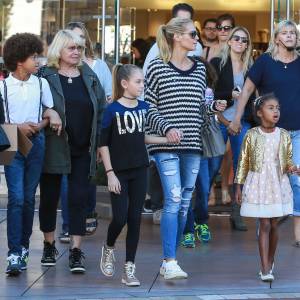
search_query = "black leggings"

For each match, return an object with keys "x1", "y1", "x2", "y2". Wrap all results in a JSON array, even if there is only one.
[
  {"x1": 39, "y1": 152, "x2": 90, "y2": 235},
  {"x1": 107, "y1": 167, "x2": 147, "y2": 263}
]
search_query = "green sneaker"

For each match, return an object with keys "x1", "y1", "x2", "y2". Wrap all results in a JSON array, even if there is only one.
[
  {"x1": 195, "y1": 224, "x2": 211, "y2": 243},
  {"x1": 181, "y1": 233, "x2": 195, "y2": 248}
]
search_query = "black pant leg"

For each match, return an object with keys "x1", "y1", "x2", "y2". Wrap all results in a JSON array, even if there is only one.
[{"x1": 39, "y1": 173, "x2": 62, "y2": 233}]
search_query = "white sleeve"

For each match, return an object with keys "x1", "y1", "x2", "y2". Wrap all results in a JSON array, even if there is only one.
[
  {"x1": 95, "y1": 59, "x2": 112, "y2": 97},
  {"x1": 143, "y1": 43, "x2": 159, "y2": 76},
  {"x1": 41, "y1": 78, "x2": 54, "y2": 108}
]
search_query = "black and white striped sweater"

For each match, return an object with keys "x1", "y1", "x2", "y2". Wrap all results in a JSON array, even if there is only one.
[{"x1": 145, "y1": 57, "x2": 216, "y2": 154}]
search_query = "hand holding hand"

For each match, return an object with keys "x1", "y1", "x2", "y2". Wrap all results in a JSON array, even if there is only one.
[
  {"x1": 228, "y1": 119, "x2": 241, "y2": 135},
  {"x1": 166, "y1": 128, "x2": 181, "y2": 143}
]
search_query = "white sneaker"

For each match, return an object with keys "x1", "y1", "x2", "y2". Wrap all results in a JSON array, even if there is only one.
[
  {"x1": 164, "y1": 260, "x2": 188, "y2": 280},
  {"x1": 153, "y1": 209, "x2": 162, "y2": 225},
  {"x1": 159, "y1": 259, "x2": 166, "y2": 276}
]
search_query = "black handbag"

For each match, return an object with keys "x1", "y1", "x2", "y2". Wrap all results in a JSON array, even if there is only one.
[
  {"x1": 201, "y1": 115, "x2": 226, "y2": 158},
  {"x1": 0, "y1": 125, "x2": 10, "y2": 151}
]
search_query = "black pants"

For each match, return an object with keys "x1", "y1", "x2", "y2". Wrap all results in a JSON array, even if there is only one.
[
  {"x1": 39, "y1": 152, "x2": 90, "y2": 235},
  {"x1": 107, "y1": 167, "x2": 147, "y2": 263},
  {"x1": 147, "y1": 160, "x2": 164, "y2": 210}
]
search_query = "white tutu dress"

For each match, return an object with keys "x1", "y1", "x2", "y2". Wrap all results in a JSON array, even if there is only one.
[{"x1": 240, "y1": 127, "x2": 293, "y2": 218}]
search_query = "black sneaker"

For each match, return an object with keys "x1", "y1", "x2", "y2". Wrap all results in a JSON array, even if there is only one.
[
  {"x1": 41, "y1": 241, "x2": 58, "y2": 266},
  {"x1": 69, "y1": 248, "x2": 85, "y2": 273},
  {"x1": 59, "y1": 231, "x2": 70, "y2": 243}
]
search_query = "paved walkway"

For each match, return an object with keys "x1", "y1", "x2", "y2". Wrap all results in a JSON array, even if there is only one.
[{"x1": 0, "y1": 208, "x2": 300, "y2": 299}]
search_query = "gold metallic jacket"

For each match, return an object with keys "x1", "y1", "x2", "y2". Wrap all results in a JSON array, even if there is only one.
[{"x1": 235, "y1": 127, "x2": 293, "y2": 184}]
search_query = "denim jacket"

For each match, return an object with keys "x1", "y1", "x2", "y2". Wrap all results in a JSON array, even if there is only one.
[
  {"x1": 235, "y1": 127, "x2": 293, "y2": 184},
  {"x1": 41, "y1": 63, "x2": 105, "y2": 176}
]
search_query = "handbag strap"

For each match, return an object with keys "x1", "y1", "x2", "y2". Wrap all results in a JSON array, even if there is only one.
[{"x1": 3, "y1": 76, "x2": 43, "y2": 124}]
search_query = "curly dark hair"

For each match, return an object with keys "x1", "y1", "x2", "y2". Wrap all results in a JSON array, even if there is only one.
[{"x1": 3, "y1": 33, "x2": 43, "y2": 72}]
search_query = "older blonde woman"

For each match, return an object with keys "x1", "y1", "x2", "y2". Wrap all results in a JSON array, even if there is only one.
[
  {"x1": 229, "y1": 20, "x2": 300, "y2": 247},
  {"x1": 38, "y1": 30, "x2": 105, "y2": 273}
]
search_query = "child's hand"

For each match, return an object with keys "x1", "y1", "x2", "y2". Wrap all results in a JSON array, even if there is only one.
[
  {"x1": 18, "y1": 122, "x2": 36, "y2": 137},
  {"x1": 289, "y1": 165, "x2": 300, "y2": 175},
  {"x1": 107, "y1": 172, "x2": 121, "y2": 194},
  {"x1": 235, "y1": 185, "x2": 242, "y2": 205}
]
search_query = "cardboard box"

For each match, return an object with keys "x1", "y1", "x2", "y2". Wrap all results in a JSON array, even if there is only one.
[{"x1": 0, "y1": 124, "x2": 33, "y2": 165}]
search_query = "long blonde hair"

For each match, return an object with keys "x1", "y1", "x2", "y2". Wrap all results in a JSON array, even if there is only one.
[
  {"x1": 47, "y1": 30, "x2": 84, "y2": 68},
  {"x1": 218, "y1": 26, "x2": 253, "y2": 75},
  {"x1": 266, "y1": 20, "x2": 299, "y2": 60},
  {"x1": 156, "y1": 17, "x2": 193, "y2": 63}
]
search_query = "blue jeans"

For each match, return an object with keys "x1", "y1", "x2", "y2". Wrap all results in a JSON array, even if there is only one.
[
  {"x1": 184, "y1": 156, "x2": 222, "y2": 233},
  {"x1": 154, "y1": 152, "x2": 201, "y2": 259},
  {"x1": 219, "y1": 120, "x2": 251, "y2": 174},
  {"x1": 5, "y1": 133, "x2": 45, "y2": 255},
  {"x1": 289, "y1": 130, "x2": 300, "y2": 216},
  {"x1": 60, "y1": 176, "x2": 97, "y2": 232}
]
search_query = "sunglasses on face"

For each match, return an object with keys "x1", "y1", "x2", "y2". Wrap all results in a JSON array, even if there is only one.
[
  {"x1": 217, "y1": 25, "x2": 232, "y2": 32},
  {"x1": 183, "y1": 30, "x2": 198, "y2": 39},
  {"x1": 231, "y1": 35, "x2": 248, "y2": 44}
]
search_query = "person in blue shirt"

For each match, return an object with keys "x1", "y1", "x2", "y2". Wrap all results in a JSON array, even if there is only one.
[{"x1": 229, "y1": 20, "x2": 300, "y2": 247}]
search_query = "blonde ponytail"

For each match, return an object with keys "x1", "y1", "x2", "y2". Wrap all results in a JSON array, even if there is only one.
[
  {"x1": 157, "y1": 25, "x2": 172, "y2": 63},
  {"x1": 156, "y1": 17, "x2": 193, "y2": 64}
]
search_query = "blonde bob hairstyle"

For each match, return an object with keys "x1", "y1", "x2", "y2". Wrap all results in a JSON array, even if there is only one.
[
  {"x1": 47, "y1": 29, "x2": 85, "y2": 68},
  {"x1": 157, "y1": 17, "x2": 194, "y2": 63},
  {"x1": 266, "y1": 20, "x2": 299, "y2": 60},
  {"x1": 218, "y1": 26, "x2": 253, "y2": 75}
]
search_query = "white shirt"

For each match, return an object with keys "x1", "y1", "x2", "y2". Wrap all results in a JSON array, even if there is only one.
[
  {"x1": 0, "y1": 74, "x2": 54, "y2": 124},
  {"x1": 91, "y1": 59, "x2": 112, "y2": 97},
  {"x1": 142, "y1": 42, "x2": 203, "y2": 75}
]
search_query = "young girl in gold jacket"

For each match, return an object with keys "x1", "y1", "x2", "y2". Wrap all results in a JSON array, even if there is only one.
[{"x1": 235, "y1": 93, "x2": 300, "y2": 282}]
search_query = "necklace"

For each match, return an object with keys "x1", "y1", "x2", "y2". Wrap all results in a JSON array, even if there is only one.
[
  {"x1": 278, "y1": 53, "x2": 296, "y2": 69},
  {"x1": 59, "y1": 69, "x2": 80, "y2": 84},
  {"x1": 123, "y1": 95, "x2": 137, "y2": 100}
]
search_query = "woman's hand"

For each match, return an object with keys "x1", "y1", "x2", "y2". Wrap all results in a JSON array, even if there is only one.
[
  {"x1": 166, "y1": 128, "x2": 181, "y2": 143},
  {"x1": 107, "y1": 172, "x2": 121, "y2": 194},
  {"x1": 215, "y1": 100, "x2": 227, "y2": 112},
  {"x1": 235, "y1": 184, "x2": 242, "y2": 205},
  {"x1": 44, "y1": 109, "x2": 62, "y2": 136},
  {"x1": 232, "y1": 90, "x2": 241, "y2": 100},
  {"x1": 228, "y1": 119, "x2": 242, "y2": 135}
]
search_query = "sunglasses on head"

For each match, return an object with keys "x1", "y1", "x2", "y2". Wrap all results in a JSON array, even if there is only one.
[
  {"x1": 183, "y1": 30, "x2": 198, "y2": 39},
  {"x1": 231, "y1": 35, "x2": 248, "y2": 44},
  {"x1": 217, "y1": 25, "x2": 232, "y2": 32}
]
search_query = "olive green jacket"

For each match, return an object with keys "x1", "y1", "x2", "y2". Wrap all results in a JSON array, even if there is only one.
[
  {"x1": 235, "y1": 127, "x2": 293, "y2": 184},
  {"x1": 41, "y1": 63, "x2": 105, "y2": 176}
]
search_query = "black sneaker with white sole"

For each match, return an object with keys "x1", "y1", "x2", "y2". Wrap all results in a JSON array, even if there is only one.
[
  {"x1": 41, "y1": 241, "x2": 58, "y2": 266},
  {"x1": 69, "y1": 248, "x2": 85, "y2": 273}
]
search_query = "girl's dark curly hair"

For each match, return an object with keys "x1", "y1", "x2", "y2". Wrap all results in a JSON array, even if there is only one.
[
  {"x1": 3, "y1": 33, "x2": 43, "y2": 72},
  {"x1": 253, "y1": 93, "x2": 279, "y2": 124}
]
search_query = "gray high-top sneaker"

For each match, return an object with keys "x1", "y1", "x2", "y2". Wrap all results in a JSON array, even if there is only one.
[
  {"x1": 121, "y1": 262, "x2": 140, "y2": 286},
  {"x1": 100, "y1": 245, "x2": 115, "y2": 277}
]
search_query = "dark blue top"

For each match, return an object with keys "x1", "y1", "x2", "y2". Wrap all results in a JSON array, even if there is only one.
[
  {"x1": 100, "y1": 100, "x2": 149, "y2": 172},
  {"x1": 248, "y1": 53, "x2": 300, "y2": 131}
]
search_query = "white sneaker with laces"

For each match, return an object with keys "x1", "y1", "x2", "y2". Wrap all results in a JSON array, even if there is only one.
[
  {"x1": 100, "y1": 245, "x2": 115, "y2": 277},
  {"x1": 164, "y1": 260, "x2": 188, "y2": 280},
  {"x1": 121, "y1": 262, "x2": 140, "y2": 286},
  {"x1": 159, "y1": 259, "x2": 166, "y2": 276}
]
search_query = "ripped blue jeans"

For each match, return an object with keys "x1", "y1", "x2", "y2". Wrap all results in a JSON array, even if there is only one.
[{"x1": 154, "y1": 152, "x2": 201, "y2": 259}]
